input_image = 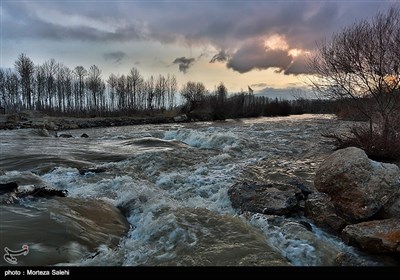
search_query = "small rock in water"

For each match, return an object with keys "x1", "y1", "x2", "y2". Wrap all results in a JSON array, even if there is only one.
[
  {"x1": 79, "y1": 167, "x2": 106, "y2": 175},
  {"x1": 228, "y1": 181, "x2": 304, "y2": 216},
  {"x1": 58, "y1": 133, "x2": 73, "y2": 138},
  {"x1": 0, "y1": 182, "x2": 19, "y2": 195},
  {"x1": 0, "y1": 169, "x2": 5, "y2": 176},
  {"x1": 16, "y1": 187, "x2": 68, "y2": 199},
  {"x1": 80, "y1": 133, "x2": 89, "y2": 138}
]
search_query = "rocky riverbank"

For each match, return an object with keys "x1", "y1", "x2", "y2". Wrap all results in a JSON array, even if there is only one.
[
  {"x1": 0, "y1": 110, "x2": 195, "y2": 131},
  {"x1": 229, "y1": 147, "x2": 400, "y2": 265}
]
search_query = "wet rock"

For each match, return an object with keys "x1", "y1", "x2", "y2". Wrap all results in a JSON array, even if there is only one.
[
  {"x1": 117, "y1": 195, "x2": 148, "y2": 217},
  {"x1": 334, "y1": 252, "x2": 384, "y2": 266},
  {"x1": 58, "y1": 133, "x2": 73, "y2": 138},
  {"x1": 342, "y1": 218, "x2": 400, "y2": 254},
  {"x1": 305, "y1": 192, "x2": 348, "y2": 233},
  {"x1": 33, "y1": 128, "x2": 50, "y2": 137},
  {"x1": 228, "y1": 181, "x2": 304, "y2": 215},
  {"x1": 315, "y1": 147, "x2": 400, "y2": 221},
  {"x1": 0, "y1": 169, "x2": 5, "y2": 176},
  {"x1": 0, "y1": 182, "x2": 19, "y2": 195},
  {"x1": 79, "y1": 167, "x2": 106, "y2": 175},
  {"x1": 173, "y1": 114, "x2": 188, "y2": 122},
  {"x1": 283, "y1": 177, "x2": 316, "y2": 198},
  {"x1": 80, "y1": 133, "x2": 89, "y2": 138},
  {"x1": 16, "y1": 187, "x2": 68, "y2": 199}
]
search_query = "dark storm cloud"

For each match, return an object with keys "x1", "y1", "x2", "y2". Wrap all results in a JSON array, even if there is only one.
[
  {"x1": 103, "y1": 51, "x2": 126, "y2": 64},
  {"x1": 284, "y1": 54, "x2": 316, "y2": 75},
  {"x1": 226, "y1": 40, "x2": 292, "y2": 73},
  {"x1": 210, "y1": 50, "x2": 230, "y2": 63},
  {"x1": 3, "y1": 1, "x2": 394, "y2": 75},
  {"x1": 173, "y1": 57, "x2": 195, "y2": 74}
]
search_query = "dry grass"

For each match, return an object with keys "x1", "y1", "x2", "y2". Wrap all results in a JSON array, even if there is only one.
[{"x1": 323, "y1": 123, "x2": 400, "y2": 160}]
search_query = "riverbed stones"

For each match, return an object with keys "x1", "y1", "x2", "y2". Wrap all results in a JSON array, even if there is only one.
[
  {"x1": 228, "y1": 181, "x2": 304, "y2": 215},
  {"x1": 314, "y1": 147, "x2": 400, "y2": 222},
  {"x1": 342, "y1": 218, "x2": 400, "y2": 254}
]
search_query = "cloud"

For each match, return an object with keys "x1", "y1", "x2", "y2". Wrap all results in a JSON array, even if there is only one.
[
  {"x1": 4, "y1": 1, "x2": 391, "y2": 48},
  {"x1": 3, "y1": 1, "x2": 393, "y2": 77},
  {"x1": 210, "y1": 50, "x2": 230, "y2": 63},
  {"x1": 226, "y1": 39, "x2": 292, "y2": 73},
  {"x1": 103, "y1": 51, "x2": 126, "y2": 64},
  {"x1": 250, "y1": 83, "x2": 269, "y2": 88},
  {"x1": 284, "y1": 53, "x2": 315, "y2": 75},
  {"x1": 172, "y1": 57, "x2": 195, "y2": 73}
]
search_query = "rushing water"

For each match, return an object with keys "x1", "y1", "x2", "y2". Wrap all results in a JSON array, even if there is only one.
[{"x1": 0, "y1": 114, "x2": 373, "y2": 266}]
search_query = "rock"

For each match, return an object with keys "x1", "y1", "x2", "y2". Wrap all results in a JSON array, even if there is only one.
[
  {"x1": 384, "y1": 196, "x2": 400, "y2": 219},
  {"x1": 342, "y1": 218, "x2": 400, "y2": 253},
  {"x1": 79, "y1": 167, "x2": 106, "y2": 175},
  {"x1": 334, "y1": 252, "x2": 384, "y2": 266},
  {"x1": 228, "y1": 181, "x2": 304, "y2": 215},
  {"x1": 0, "y1": 169, "x2": 5, "y2": 176},
  {"x1": 58, "y1": 133, "x2": 73, "y2": 138},
  {"x1": 315, "y1": 147, "x2": 400, "y2": 221},
  {"x1": 45, "y1": 121, "x2": 58, "y2": 131},
  {"x1": 283, "y1": 177, "x2": 316, "y2": 198},
  {"x1": 305, "y1": 192, "x2": 348, "y2": 233},
  {"x1": 16, "y1": 187, "x2": 68, "y2": 199},
  {"x1": 80, "y1": 133, "x2": 89, "y2": 138},
  {"x1": 33, "y1": 128, "x2": 50, "y2": 137},
  {"x1": 173, "y1": 114, "x2": 188, "y2": 122},
  {"x1": 0, "y1": 182, "x2": 19, "y2": 195}
]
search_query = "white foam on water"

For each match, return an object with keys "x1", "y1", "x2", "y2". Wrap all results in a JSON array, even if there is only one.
[
  {"x1": 163, "y1": 128, "x2": 240, "y2": 150},
  {"x1": 2, "y1": 115, "x2": 370, "y2": 266},
  {"x1": 249, "y1": 214, "x2": 319, "y2": 266}
]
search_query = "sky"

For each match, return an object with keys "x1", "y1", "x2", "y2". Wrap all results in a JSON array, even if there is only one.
[{"x1": 1, "y1": 0, "x2": 397, "y2": 97}]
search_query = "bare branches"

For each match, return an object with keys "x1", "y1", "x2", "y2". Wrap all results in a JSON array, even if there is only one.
[{"x1": 311, "y1": 7, "x2": 400, "y2": 159}]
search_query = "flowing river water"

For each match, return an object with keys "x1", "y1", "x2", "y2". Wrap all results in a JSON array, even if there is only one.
[{"x1": 0, "y1": 114, "x2": 379, "y2": 266}]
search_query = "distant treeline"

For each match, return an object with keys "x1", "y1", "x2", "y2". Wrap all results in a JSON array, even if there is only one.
[{"x1": 0, "y1": 53, "x2": 336, "y2": 119}]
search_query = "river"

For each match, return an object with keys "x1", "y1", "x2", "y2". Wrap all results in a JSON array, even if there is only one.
[{"x1": 0, "y1": 114, "x2": 374, "y2": 266}]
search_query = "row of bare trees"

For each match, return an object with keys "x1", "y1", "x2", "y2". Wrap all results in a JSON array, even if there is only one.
[{"x1": 0, "y1": 54, "x2": 178, "y2": 115}]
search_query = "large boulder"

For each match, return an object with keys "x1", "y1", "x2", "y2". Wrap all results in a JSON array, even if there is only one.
[
  {"x1": 228, "y1": 181, "x2": 303, "y2": 215},
  {"x1": 342, "y1": 218, "x2": 400, "y2": 254},
  {"x1": 305, "y1": 192, "x2": 348, "y2": 233},
  {"x1": 315, "y1": 147, "x2": 400, "y2": 221}
]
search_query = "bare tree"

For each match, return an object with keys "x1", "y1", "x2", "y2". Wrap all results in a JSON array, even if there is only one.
[
  {"x1": 73, "y1": 66, "x2": 87, "y2": 111},
  {"x1": 167, "y1": 74, "x2": 177, "y2": 110},
  {"x1": 310, "y1": 7, "x2": 400, "y2": 158},
  {"x1": 127, "y1": 67, "x2": 142, "y2": 111},
  {"x1": 86, "y1": 65, "x2": 103, "y2": 111},
  {"x1": 180, "y1": 81, "x2": 207, "y2": 112},
  {"x1": 107, "y1": 74, "x2": 118, "y2": 111},
  {"x1": 14, "y1": 53, "x2": 35, "y2": 109}
]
